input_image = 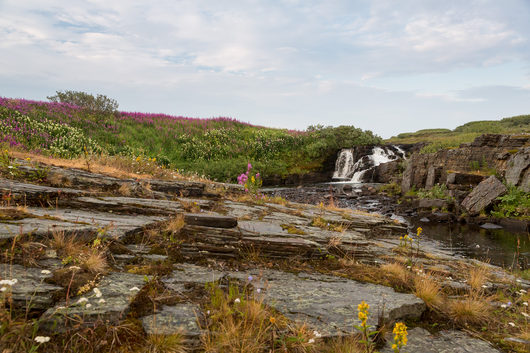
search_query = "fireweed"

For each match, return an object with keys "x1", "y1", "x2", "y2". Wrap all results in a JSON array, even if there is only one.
[{"x1": 237, "y1": 163, "x2": 263, "y2": 196}]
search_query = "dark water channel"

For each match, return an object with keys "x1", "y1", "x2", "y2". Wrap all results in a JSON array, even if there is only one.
[{"x1": 263, "y1": 183, "x2": 530, "y2": 270}]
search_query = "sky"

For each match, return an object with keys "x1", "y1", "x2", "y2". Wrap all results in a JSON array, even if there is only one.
[{"x1": 1, "y1": 0, "x2": 529, "y2": 138}]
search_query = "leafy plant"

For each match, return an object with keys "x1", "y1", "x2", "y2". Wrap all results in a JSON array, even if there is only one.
[{"x1": 491, "y1": 186, "x2": 530, "y2": 219}]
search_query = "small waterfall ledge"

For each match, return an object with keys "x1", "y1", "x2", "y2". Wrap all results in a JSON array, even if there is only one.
[{"x1": 332, "y1": 145, "x2": 406, "y2": 183}]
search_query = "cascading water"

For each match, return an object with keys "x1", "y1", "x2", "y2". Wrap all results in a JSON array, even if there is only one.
[{"x1": 333, "y1": 145, "x2": 406, "y2": 183}]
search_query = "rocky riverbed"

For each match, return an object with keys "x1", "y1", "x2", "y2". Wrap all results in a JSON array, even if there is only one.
[{"x1": 1, "y1": 160, "x2": 529, "y2": 352}]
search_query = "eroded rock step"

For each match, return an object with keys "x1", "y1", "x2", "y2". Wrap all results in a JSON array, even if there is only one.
[{"x1": 0, "y1": 207, "x2": 167, "y2": 240}]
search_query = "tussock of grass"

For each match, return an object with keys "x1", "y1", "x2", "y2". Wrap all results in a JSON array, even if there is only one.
[
  {"x1": 80, "y1": 250, "x2": 108, "y2": 274},
  {"x1": 320, "y1": 336, "x2": 362, "y2": 353},
  {"x1": 414, "y1": 274, "x2": 442, "y2": 308},
  {"x1": 381, "y1": 262, "x2": 410, "y2": 288},
  {"x1": 448, "y1": 297, "x2": 490, "y2": 325},
  {"x1": 468, "y1": 265, "x2": 488, "y2": 293},
  {"x1": 166, "y1": 214, "x2": 185, "y2": 233},
  {"x1": 145, "y1": 333, "x2": 188, "y2": 353}
]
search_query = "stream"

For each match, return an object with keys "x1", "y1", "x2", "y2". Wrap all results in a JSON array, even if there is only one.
[{"x1": 263, "y1": 182, "x2": 530, "y2": 270}]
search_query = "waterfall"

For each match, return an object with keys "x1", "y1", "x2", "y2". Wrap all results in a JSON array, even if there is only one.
[
  {"x1": 332, "y1": 150, "x2": 354, "y2": 179},
  {"x1": 333, "y1": 145, "x2": 406, "y2": 183}
]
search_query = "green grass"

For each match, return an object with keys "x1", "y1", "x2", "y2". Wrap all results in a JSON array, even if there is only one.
[
  {"x1": 387, "y1": 115, "x2": 530, "y2": 153},
  {"x1": 0, "y1": 97, "x2": 382, "y2": 182}
]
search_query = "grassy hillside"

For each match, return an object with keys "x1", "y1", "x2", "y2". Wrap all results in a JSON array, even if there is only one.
[
  {"x1": 0, "y1": 97, "x2": 381, "y2": 182},
  {"x1": 387, "y1": 115, "x2": 530, "y2": 153}
]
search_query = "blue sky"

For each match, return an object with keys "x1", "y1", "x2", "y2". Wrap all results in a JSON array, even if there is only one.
[{"x1": 1, "y1": 0, "x2": 529, "y2": 138}]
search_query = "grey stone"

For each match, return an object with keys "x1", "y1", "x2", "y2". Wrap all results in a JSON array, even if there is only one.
[
  {"x1": 184, "y1": 213, "x2": 237, "y2": 228},
  {"x1": 425, "y1": 167, "x2": 443, "y2": 190},
  {"x1": 418, "y1": 199, "x2": 448, "y2": 210},
  {"x1": 42, "y1": 272, "x2": 147, "y2": 329},
  {"x1": 381, "y1": 328, "x2": 502, "y2": 353},
  {"x1": 446, "y1": 172, "x2": 485, "y2": 186},
  {"x1": 480, "y1": 223, "x2": 503, "y2": 230},
  {"x1": 141, "y1": 304, "x2": 201, "y2": 337},
  {"x1": 505, "y1": 147, "x2": 530, "y2": 192},
  {"x1": 163, "y1": 264, "x2": 225, "y2": 293},
  {"x1": 0, "y1": 264, "x2": 62, "y2": 310},
  {"x1": 230, "y1": 268, "x2": 425, "y2": 336},
  {"x1": 0, "y1": 207, "x2": 166, "y2": 240},
  {"x1": 461, "y1": 176, "x2": 507, "y2": 215}
]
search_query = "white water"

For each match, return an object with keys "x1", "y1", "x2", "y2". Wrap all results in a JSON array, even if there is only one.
[
  {"x1": 334, "y1": 145, "x2": 404, "y2": 183},
  {"x1": 333, "y1": 150, "x2": 354, "y2": 179}
]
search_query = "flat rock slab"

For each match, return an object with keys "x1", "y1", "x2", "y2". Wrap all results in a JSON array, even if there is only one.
[
  {"x1": 461, "y1": 176, "x2": 507, "y2": 215},
  {"x1": 0, "y1": 178, "x2": 87, "y2": 201},
  {"x1": 164, "y1": 264, "x2": 425, "y2": 337},
  {"x1": 184, "y1": 213, "x2": 237, "y2": 228},
  {"x1": 381, "y1": 328, "x2": 502, "y2": 353},
  {"x1": 230, "y1": 269, "x2": 425, "y2": 336},
  {"x1": 42, "y1": 272, "x2": 146, "y2": 329},
  {"x1": 141, "y1": 304, "x2": 201, "y2": 337},
  {"x1": 0, "y1": 264, "x2": 62, "y2": 310},
  {"x1": 70, "y1": 196, "x2": 184, "y2": 215},
  {"x1": 163, "y1": 264, "x2": 225, "y2": 293},
  {"x1": 0, "y1": 207, "x2": 166, "y2": 240}
]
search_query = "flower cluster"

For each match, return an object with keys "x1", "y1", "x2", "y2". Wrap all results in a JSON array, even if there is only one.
[
  {"x1": 357, "y1": 300, "x2": 369, "y2": 329},
  {"x1": 237, "y1": 163, "x2": 262, "y2": 195},
  {"x1": 392, "y1": 322, "x2": 408, "y2": 352}
]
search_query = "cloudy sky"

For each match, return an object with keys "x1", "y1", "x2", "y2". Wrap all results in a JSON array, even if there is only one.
[{"x1": 1, "y1": 0, "x2": 529, "y2": 137}]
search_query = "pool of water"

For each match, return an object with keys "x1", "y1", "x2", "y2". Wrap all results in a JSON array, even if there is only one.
[{"x1": 263, "y1": 183, "x2": 530, "y2": 269}]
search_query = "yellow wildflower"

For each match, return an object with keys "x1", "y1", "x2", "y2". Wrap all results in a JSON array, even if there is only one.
[
  {"x1": 269, "y1": 316, "x2": 276, "y2": 325},
  {"x1": 136, "y1": 156, "x2": 141, "y2": 162},
  {"x1": 357, "y1": 301, "x2": 369, "y2": 328},
  {"x1": 417, "y1": 227, "x2": 423, "y2": 237},
  {"x1": 392, "y1": 322, "x2": 408, "y2": 352}
]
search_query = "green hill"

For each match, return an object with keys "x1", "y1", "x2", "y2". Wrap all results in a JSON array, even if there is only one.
[
  {"x1": 0, "y1": 95, "x2": 381, "y2": 182},
  {"x1": 387, "y1": 115, "x2": 530, "y2": 153}
]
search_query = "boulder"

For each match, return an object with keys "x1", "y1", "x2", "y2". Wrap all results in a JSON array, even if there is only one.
[
  {"x1": 425, "y1": 166, "x2": 443, "y2": 189},
  {"x1": 418, "y1": 198, "x2": 449, "y2": 210},
  {"x1": 461, "y1": 176, "x2": 507, "y2": 215},
  {"x1": 505, "y1": 147, "x2": 530, "y2": 192}
]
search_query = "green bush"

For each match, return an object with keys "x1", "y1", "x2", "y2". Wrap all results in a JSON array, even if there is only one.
[
  {"x1": 416, "y1": 184, "x2": 452, "y2": 200},
  {"x1": 491, "y1": 186, "x2": 530, "y2": 219}
]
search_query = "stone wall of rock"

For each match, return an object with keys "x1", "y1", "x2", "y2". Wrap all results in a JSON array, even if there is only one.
[{"x1": 402, "y1": 134, "x2": 529, "y2": 193}]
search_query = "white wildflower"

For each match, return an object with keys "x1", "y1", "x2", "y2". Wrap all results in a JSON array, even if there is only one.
[
  {"x1": 0, "y1": 287, "x2": 6, "y2": 292},
  {"x1": 516, "y1": 279, "x2": 522, "y2": 283},
  {"x1": 256, "y1": 288, "x2": 261, "y2": 294},
  {"x1": 86, "y1": 303, "x2": 92, "y2": 309},
  {"x1": 77, "y1": 297, "x2": 88, "y2": 305},
  {"x1": 34, "y1": 336, "x2": 50, "y2": 343},
  {"x1": 69, "y1": 266, "x2": 81, "y2": 271},
  {"x1": 234, "y1": 298, "x2": 241, "y2": 303},
  {"x1": 98, "y1": 299, "x2": 106, "y2": 304},
  {"x1": 129, "y1": 287, "x2": 140, "y2": 291},
  {"x1": 313, "y1": 330, "x2": 322, "y2": 338},
  {"x1": 41, "y1": 270, "x2": 51, "y2": 275},
  {"x1": 522, "y1": 312, "x2": 529, "y2": 318},
  {"x1": 519, "y1": 289, "x2": 527, "y2": 294},
  {"x1": 93, "y1": 288, "x2": 102, "y2": 298},
  {"x1": 501, "y1": 304, "x2": 507, "y2": 308},
  {"x1": 308, "y1": 338, "x2": 315, "y2": 344},
  {"x1": 0, "y1": 279, "x2": 16, "y2": 286},
  {"x1": 508, "y1": 322, "x2": 516, "y2": 327},
  {"x1": 481, "y1": 285, "x2": 488, "y2": 288},
  {"x1": 523, "y1": 302, "x2": 528, "y2": 306}
]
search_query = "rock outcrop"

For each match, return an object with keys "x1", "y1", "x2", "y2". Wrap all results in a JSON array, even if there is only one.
[
  {"x1": 461, "y1": 176, "x2": 507, "y2": 215},
  {"x1": 402, "y1": 134, "x2": 529, "y2": 193}
]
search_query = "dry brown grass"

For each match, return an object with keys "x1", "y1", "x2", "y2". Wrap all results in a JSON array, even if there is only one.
[
  {"x1": 320, "y1": 336, "x2": 362, "y2": 353},
  {"x1": 6, "y1": 148, "x2": 210, "y2": 183},
  {"x1": 414, "y1": 274, "x2": 442, "y2": 308},
  {"x1": 381, "y1": 262, "x2": 410, "y2": 287},
  {"x1": 448, "y1": 297, "x2": 491, "y2": 325},
  {"x1": 144, "y1": 333, "x2": 188, "y2": 353},
  {"x1": 468, "y1": 265, "x2": 488, "y2": 293},
  {"x1": 118, "y1": 183, "x2": 132, "y2": 196},
  {"x1": 165, "y1": 214, "x2": 185, "y2": 233},
  {"x1": 49, "y1": 230, "x2": 82, "y2": 257},
  {"x1": 80, "y1": 251, "x2": 108, "y2": 274}
]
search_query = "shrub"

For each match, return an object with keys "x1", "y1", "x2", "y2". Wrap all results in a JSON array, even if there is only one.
[
  {"x1": 47, "y1": 90, "x2": 119, "y2": 114},
  {"x1": 491, "y1": 186, "x2": 530, "y2": 219}
]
